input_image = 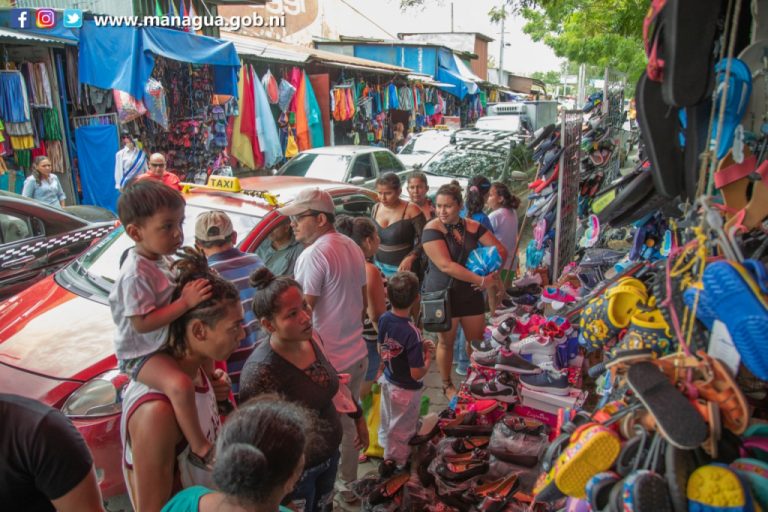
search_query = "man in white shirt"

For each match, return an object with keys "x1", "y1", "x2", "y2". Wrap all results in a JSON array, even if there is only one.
[
  {"x1": 114, "y1": 132, "x2": 147, "y2": 190},
  {"x1": 278, "y1": 188, "x2": 368, "y2": 487}
]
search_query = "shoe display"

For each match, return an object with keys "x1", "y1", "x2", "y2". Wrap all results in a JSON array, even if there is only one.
[
  {"x1": 514, "y1": 273, "x2": 543, "y2": 287},
  {"x1": 495, "y1": 349, "x2": 543, "y2": 374},
  {"x1": 508, "y1": 334, "x2": 558, "y2": 366},
  {"x1": 489, "y1": 421, "x2": 548, "y2": 467},
  {"x1": 520, "y1": 369, "x2": 570, "y2": 396}
]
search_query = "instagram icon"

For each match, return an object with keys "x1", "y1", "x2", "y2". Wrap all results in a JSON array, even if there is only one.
[{"x1": 36, "y1": 9, "x2": 56, "y2": 28}]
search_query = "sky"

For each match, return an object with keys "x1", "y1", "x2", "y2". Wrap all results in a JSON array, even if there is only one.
[{"x1": 346, "y1": 0, "x2": 563, "y2": 75}]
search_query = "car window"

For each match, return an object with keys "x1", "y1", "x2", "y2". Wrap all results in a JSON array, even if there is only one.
[
  {"x1": 374, "y1": 151, "x2": 404, "y2": 173},
  {"x1": 281, "y1": 153, "x2": 351, "y2": 182},
  {"x1": 0, "y1": 212, "x2": 32, "y2": 244},
  {"x1": 350, "y1": 154, "x2": 375, "y2": 179},
  {"x1": 73, "y1": 205, "x2": 262, "y2": 286},
  {"x1": 423, "y1": 144, "x2": 508, "y2": 179},
  {"x1": 399, "y1": 133, "x2": 451, "y2": 155},
  {"x1": 334, "y1": 194, "x2": 376, "y2": 217}
]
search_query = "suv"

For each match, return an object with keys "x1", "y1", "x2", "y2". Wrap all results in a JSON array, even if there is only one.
[{"x1": 418, "y1": 128, "x2": 529, "y2": 182}]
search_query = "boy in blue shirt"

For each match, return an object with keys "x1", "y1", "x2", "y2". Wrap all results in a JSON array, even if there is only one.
[{"x1": 378, "y1": 271, "x2": 434, "y2": 470}]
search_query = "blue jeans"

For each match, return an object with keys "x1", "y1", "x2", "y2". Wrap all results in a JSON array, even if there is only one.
[
  {"x1": 286, "y1": 450, "x2": 340, "y2": 512},
  {"x1": 453, "y1": 326, "x2": 469, "y2": 373}
]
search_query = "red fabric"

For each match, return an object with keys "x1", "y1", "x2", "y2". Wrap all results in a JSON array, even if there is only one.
[
  {"x1": 138, "y1": 170, "x2": 181, "y2": 190},
  {"x1": 240, "y1": 66, "x2": 263, "y2": 168},
  {"x1": 288, "y1": 67, "x2": 302, "y2": 113},
  {"x1": 294, "y1": 71, "x2": 310, "y2": 151}
]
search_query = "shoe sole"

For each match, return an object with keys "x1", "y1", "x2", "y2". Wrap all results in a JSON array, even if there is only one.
[
  {"x1": 520, "y1": 381, "x2": 570, "y2": 396},
  {"x1": 687, "y1": 464, "x2": 754, "y2": 511},
  {"x1": 554, "y1": 430, "x2": 621, "y2": 499}
]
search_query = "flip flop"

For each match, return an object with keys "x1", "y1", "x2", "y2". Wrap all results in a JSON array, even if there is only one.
[
  {"x1": 711, "y1": 58, "x2": 752, "y2": 160},
  {"x1": 702, "y1": 259, "x2": 768, "y2": 380},
  {"x1": 626, "y1": 361, "x2": 708, "y2": 449},
  {"x1": 636, "y1": 72, "x2": 685, "y2": 198},
  {"x1": 660, "y1": 0, "x2": 720, "y2": 106}
]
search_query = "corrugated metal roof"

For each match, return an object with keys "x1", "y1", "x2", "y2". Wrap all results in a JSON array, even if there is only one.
[
  {"x1": 223, "y1": 33, "x2": 410, "y2": 75},
  {"x1": 0, "y1": 28, "x2": 74, "y2": 45}
]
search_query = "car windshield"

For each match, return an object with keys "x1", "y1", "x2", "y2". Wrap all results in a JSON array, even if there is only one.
[
  {"x1": 475, "y1": 116, "x2": 522, "y2": 132},
  {"x1": 280, "y1": 153, "x2": 351, "y2": 182},
  {"x1": 422, "y1": 144, "x2": 509, "y2": 179},
  {"x1": 399, "y1": 133, "x2": 450, "y2": 155},
  {"x1": 60, "y1": 205, "x2": 262, "y2": 295}
]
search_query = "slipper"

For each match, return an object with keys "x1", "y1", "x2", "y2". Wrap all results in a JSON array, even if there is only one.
[
  {"x1": 732, "y1": 458, "x2": 768, "y2": 510},
  {"x1": 660, "y1": 0, "x2": 720, "y2": 107},
  {"x1": 528, "y1": 123, "x2": 556, "y2": 149},
  {"x1": 367, "y1": 472, "x2": 410, "y2": 505},
  {"x1": 714, "y1": 149, "x2": 756, "y2": 218},
  {"x1": 636, "y1": 71, "x2": 684, "y2": 199},
  {"x1": 578, "y1": 277, "x2": 648, "y2": 352},
  {"x1": 702, "y1": 259, "x2": 768, "y2": 380},
  {"x1": 474, "y1": 473, "x2": 520, "y2": 512},
  {"x1": 694, "y1": 351, "x2": 749, "y2": 435},
  {"x1": 550, "y1": 423, "x2": 621, "y2": 499},
  {"x1": 711, "y1": 58, "x2": 752, "y2": 160},
  {"x1": 586, "y1": 471, "x2": 621, "y2": 511},
  {"x1": 666, "y1": 444, "x2": 709, "y2": 512},
  {"x1": 626, "y1": 361, "x2": 708, "y2": 449},
  {"x1": 621, "y1": 469, "x2": 674, "y2": 511},
  {"x1": 687, "y1": 463, "x2": 758, "y2": 512}
]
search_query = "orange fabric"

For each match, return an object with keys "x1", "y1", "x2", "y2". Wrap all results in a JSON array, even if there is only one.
[
  {"x1": 294, "y1": 71, "x2": 310, "y2": 151},
  {"x1": 138, "y1": 170, "x2": 181, "y2": 191}
]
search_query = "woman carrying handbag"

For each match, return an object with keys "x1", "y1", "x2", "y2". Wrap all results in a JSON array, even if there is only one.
[{"x1": 421, "y1": 184, "x2": 507, "y2": 399}]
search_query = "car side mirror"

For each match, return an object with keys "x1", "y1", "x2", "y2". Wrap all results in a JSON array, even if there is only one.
[{"x1": 349, "y1": 176, "x2": 365, "y2": 185}]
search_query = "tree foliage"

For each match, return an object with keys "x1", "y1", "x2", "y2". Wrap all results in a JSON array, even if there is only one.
[{"x1": 400, "y1": 0, "x2": 647, "y2": 82}]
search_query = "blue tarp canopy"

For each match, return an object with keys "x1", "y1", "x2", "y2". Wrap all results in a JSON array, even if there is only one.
[
  {"x1": 436, "y1": 48, "x2": 479, "y2": 100},
  {"x1": 79, "y1": 20, "x2": 239, "y2": 100}
]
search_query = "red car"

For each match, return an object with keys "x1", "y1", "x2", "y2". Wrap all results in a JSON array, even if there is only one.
[{"x1": 0, "y1": 176, "x2": 377, "y2": 500}]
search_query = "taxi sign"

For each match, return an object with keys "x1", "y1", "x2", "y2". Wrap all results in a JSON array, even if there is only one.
[{"x1": 179, "y1": 176, "x2": 282, "y2": 207}]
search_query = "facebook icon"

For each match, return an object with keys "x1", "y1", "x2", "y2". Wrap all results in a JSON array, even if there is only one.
[{"x1": 11, "y1": 9, "x2": 31, "y2": 29}]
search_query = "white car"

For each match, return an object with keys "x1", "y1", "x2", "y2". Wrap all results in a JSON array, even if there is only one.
[{"x1": 397, "y1": 130, "x2": 454, "y2": 168}]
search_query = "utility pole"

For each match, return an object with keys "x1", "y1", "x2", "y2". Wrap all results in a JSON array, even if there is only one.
[
  {"x1": 450, "y1": 2, "x2": 454, "y2": 32},
  {"x1": 498, "y1": 5, "x2": 505, "y2": 86}
]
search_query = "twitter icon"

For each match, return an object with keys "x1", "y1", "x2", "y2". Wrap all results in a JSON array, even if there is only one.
[{"x1": 62, "y1": 9, "x2": 82, "y2": 28}]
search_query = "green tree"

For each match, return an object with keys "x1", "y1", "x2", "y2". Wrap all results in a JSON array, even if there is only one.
[{"x1": 400, "y1": 0, "x2": 647, "y2": 82}]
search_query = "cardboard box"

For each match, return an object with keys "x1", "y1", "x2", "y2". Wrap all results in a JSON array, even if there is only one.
[{"x1": 519, "y1": 386, "x2": 588, "y2": 416}]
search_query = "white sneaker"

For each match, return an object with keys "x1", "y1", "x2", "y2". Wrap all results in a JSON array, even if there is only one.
[
  {"x1": 513, "y1": 273, "x2": 543, "y2": 287},
  {"x1": 509, "y1": 335, "x2": 557, "y2": 366}
]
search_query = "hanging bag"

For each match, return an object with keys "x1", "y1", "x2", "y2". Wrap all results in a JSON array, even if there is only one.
[
  {"x1": 285, "y1": 125, "x2": 299, "y2": 158},
  {"x1": 421, "y1": 223, "x2": 466, "y2": 332}
]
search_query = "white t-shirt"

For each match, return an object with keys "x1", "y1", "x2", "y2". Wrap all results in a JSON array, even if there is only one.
[
  {"x1": 294, "y1": 231, "x2": 367, "y2": 371},
  {"x1": 120, "y1": 369, "x2": 220, "y2": 502},
  {"x1": 489, "y1": 208, "x2": 519, "y2": 269},
  {"x1": 108, "y1": 248, "x2": 175, "y2": 361}
]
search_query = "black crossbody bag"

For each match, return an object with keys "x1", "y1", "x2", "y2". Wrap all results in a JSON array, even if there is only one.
[{"x1": 421, "y1": 224, "x2": 466, "y2": 332}]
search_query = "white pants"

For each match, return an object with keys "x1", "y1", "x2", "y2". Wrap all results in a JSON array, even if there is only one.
[
  {"x1": 377, "y1": 377, "x2": 422, "y2": 465},
  {"x1": 338, "y1": 356, "x2": 368, "y2": 483}
]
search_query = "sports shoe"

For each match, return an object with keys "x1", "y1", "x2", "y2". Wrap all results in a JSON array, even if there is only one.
[
  {"x1": 514, "y1": 273, "x2": 543, "y2": 287},
  {"x1": 491, "y1": 318, "x2": 517, "y2": 345},
  {"x1": 507, "y1": 283, "x2": 542, "y2": 297},
  {"x1": 471, "y1": 337, "x2": 504, "y2": 355},
  {"x1": 472, "y1": 348, "x2": 500, "y2": 368},
  {"x1": 513, "y1": 293, "x2": 539, "y2": 306},
  {"x1": 520, "y1": 369, "x2": 570, "y2": 395},
  {"x1": 495, "y1": 350, "x2": 542, "y2": 374},
  {"x1": 541, "y1": 286, "x2": 577, "y2": 304},
  {"x1": 469, "y1": 372, "x2": 518, "y2": 403},
  {"x1": 509, "y1": 335, "x2": 558, "y2": 366}
]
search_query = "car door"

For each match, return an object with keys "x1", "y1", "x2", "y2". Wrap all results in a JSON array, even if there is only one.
[
  {"x1": 0, "y1": 209, "x2": 50, "y2": 299},
  {"x1": 372, "y1": 150, "x2": 406, "y2": 184},
  {"x1": 347, "y1": 153, "x2": 376, "y2": 187}
]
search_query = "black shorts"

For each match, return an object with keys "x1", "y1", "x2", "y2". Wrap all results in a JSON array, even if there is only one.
[{"x1": 449, "y1": 288, "x2": 485, "y2": 318}]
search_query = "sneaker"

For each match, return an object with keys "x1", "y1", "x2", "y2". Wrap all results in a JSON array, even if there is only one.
[
  {"x1": 470, "y1": 338, "x2": 502, "y2": 355},
  {"x1": 513, "y1": 293, "x2": 539, "y2": 306},
  {"x1": 509, "y1": 335, "x2": 558, "y2": 366},
  {"x1": 520, "y1": 370, "x2": 570, "y2": 395},
  {"x1": 541, "y1": 286, "x2": 577, "y2": 304},
  {"x1": 514, "y1": 273, "x2": 543, "y2": 287},
  {"x1": 469, "y1": 372, "x2": 518, "y2": 403},
  {"x1": 507, "y1": 283, "x2": 542, "y2": 297},
  {"x1": 491, "y1": 318, "x2": 517, "y2": 345},
  {"x1": 472, "y1": 348, "x2": 500, "y2": 368},
  {"x1": 495, "y1": 350, "x2": 542, "y2": 375}
]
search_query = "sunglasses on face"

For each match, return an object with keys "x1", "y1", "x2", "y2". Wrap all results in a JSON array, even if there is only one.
[{"x1": 289, "y1": 211, "x2": 320, "y2": 223}]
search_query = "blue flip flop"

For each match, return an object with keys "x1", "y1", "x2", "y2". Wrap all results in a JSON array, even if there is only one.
[
  {"x1": 683, "y1": 283, "x2": 717, "y2": 330},
  {"x1": 711, "y1": 58, "x2": 752, "y2": 160},
  {"x1": 702, "y1": 259, "x2": 768, "y2": 380}
]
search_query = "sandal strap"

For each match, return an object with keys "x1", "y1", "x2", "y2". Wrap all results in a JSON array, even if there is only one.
[{"x1": 715, "y1": 153, "x2": 758, "y2": 189}]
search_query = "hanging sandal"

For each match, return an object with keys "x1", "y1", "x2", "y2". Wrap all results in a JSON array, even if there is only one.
[
  {"x1": 694, "y1": 351, "x2": 749, "y2": 435},
  {"x1": 714, "y1": 149, "x2": 756, "y2": 219}
]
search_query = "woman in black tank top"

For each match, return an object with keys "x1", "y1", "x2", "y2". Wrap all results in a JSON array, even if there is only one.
[
  {"x1": 421, "y1": 184, "x2": 507, "y2": 399},
  {"x1": 371, "y1": 173, "x2": 427, "y2": 278}
]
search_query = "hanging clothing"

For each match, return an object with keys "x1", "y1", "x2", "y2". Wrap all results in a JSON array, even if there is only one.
[
  {"x1": 239, "y1": 65, "x2": 263, "y2": 168},
  {"x1": 304, "y1": 73, "x2": 324, "y2": 148},
  {"x1": 230, "y1": 65, "x2": 256, "y2": 169},
  {"x1": 293, "y1": 71, "x2": 310, "y2": 151},
  {"x1": 0, "y1": 72, "x2": 30, "y2": 123},
  {"x1": 252, "y1": 67, "x2": 282, "y2": 168}
]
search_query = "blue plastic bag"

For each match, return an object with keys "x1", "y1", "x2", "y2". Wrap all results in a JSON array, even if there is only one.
[{"x1": 466, "y1": 246, "x2": 502, "y2": 276}]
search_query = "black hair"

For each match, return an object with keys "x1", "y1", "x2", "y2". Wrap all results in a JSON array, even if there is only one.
[
  {"x1": 117, "y1": 179, "x2": 185, "y2": 227},
  {"x1": 407, "y1": 171, "x2": 428, "y2": 187},
  {"x1": 375, "y1": 172, "x2": 402, "y2": 191},
  {"x1": 435, "y1": 183, "x2": 463, "y2": 206},
  {"x1": 213, "y1": 395, "x2": 309, "y2": 506},
  {"x1": 166, "y1": 247, "x2": 240, "y2": 358},
  {"x1": 250, "y1": 267, "x2": 302, "y2": 320},
  {"x1": 195, "y1": 238, "x2": 230, "y2": 249},
  {"x1": 31, "y1": 155, "x2": 51, "y2": 185},
  {"x1": 387, "y1": 271, "x2": 419, "y2": 309},
  {"x1": 491, "y1": 182, "x2": 520, "y2": 210},
  {"x1": 335, "y1": 215, "x2": 377, "y2": 247},
  {"x1": 465, "y1": 175, "x2": 491, "y2": 216}
]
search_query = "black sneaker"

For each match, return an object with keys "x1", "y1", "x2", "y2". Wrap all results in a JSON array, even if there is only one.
[
  {"x1": 491, "y1": 318, "x2": 516, "y2": 345},
  {"x1": 494, "y1": 350, "x2": 542, "y2": 375},
  {"x1": 468, "y1": 373, "x2": 518, "y2": 403},
  {"x1": 520, "y1": 370, "x2": 570, "y2": 395}
]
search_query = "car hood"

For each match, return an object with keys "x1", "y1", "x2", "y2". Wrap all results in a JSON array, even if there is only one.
[{"x1": 0, "y1": 277, "x2": 114, "y2": 381}]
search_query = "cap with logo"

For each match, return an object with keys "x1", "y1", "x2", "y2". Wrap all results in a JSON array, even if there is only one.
[
  {"x1": 195, "y1": 210, "x2": 234, "y2": 242},
  {"x1": 277, "y1": 188, "x2": 335, "y2": 216}
]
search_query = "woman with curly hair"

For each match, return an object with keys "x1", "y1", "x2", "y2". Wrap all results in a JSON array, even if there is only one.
[{"x1": 120, "y1": 248, "x2": 244, "y2": 511}]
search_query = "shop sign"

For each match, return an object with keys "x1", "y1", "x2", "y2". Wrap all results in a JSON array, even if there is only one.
[{"x1": 220, "y1": 0, "x2": 318, "y2": 40}]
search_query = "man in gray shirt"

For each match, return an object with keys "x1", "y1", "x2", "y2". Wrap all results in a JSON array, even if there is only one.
[{"x1": 256, "y1": 220, "x2": 303, "y2": 277}]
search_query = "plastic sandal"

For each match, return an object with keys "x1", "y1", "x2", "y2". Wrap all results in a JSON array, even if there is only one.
[
  {"x1": 731, "y1": 458, "x2": 768, "y2": 510},
  {"x1": 621, "y1": 469, "x2": 674, "y2": 512},
  {"x1": 694, "y1": 351, "x2": 749, "y2": 435},
  {"x1": 687, "y1": 464, "x2": 758, "y2": 512},
  {"x1": 714, "y1": 149, "x2": 756, "y2": 219},
  {"x1": 626, "y1": 361, "x2": 708, "y2": 450},
  {"x1": 578, "y1": 277, "x2": 648, "y2": 352},
  {"x1": 702, "y1": 260, "x2": 768, "y2": 380},
  {"x1": 665, "y1": 444, "x2": 707, "y2": 512},
  {"x1": 726, "y1": 159, "x2": 768, "y2": 232},
  {"x1": 549, "y1": 423, "x2": 621, "y2": 499},
  {"x1": 608, "y1": 305, "x2": 675, "y2": 364},
  {"x1": 710, "y1": 58, "x2": 753, "y2": 160}
]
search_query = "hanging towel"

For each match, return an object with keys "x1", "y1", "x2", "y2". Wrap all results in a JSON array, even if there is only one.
[
  {"x1": 247, "y1": 66, "x2": 264, "y2": 168},
  {"x1": 231, "y1": 64, "x2": 256, "y2": 169},
  {"x1": 303, "y1": 73, "x2": 324, "y2": 149},
  {"x1": 293, "y1": 70, "x2": 310, "y2": 151},
  {"x1": 253, "y1": 67, "x2": 283, "y2": 167}
]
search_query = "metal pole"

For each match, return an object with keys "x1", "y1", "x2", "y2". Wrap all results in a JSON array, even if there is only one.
[
  {"x1": 498, "y1": 7, "x2": 505, "y2": 85},
  {"x1": 451, "y1": 2, "x2": 454, "y2": 32}
]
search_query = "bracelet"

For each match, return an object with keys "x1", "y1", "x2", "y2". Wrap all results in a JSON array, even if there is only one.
[{"x1": 480, "y1": 276, "x2": 485, "y2": 287}]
